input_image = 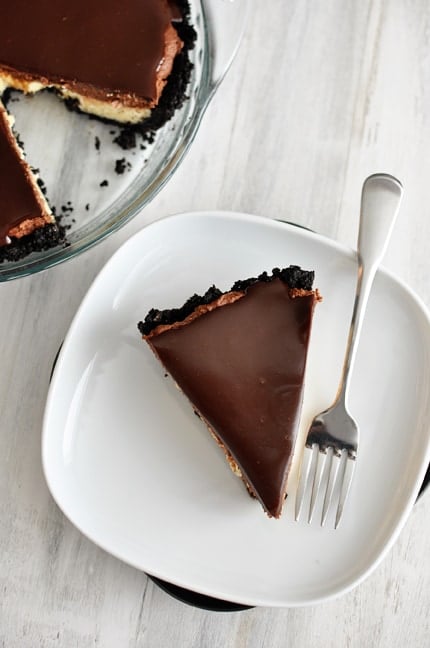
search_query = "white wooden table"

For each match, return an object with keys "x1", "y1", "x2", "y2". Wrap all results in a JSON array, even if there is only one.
[{"x1": 1, "y1": 1, "x2": 430, "y2": 645}]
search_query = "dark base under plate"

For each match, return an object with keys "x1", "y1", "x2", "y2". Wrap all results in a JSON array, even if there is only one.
[{"x1": 148, "y1": 576, "x2": 253, "y2": 612}]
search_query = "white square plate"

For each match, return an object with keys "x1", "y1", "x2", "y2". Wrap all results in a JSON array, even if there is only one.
[{"x1": 43, "y1": 211, "x2": 430, "y2": 607}]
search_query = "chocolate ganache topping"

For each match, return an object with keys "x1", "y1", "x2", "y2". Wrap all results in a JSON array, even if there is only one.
[
  {"x1": 140, "y1": 269, "x2": 319, "y2": 518},
  {"x1": 0, "y1": 0, "x2": 183, "y2": 104}
]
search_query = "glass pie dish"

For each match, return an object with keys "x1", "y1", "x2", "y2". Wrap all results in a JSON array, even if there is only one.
[{"x1": 0, "y1": 0, "x2": 247, "y2": 282}]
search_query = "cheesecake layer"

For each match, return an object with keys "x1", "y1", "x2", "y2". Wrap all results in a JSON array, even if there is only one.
[
  {"x1": 139, "y1": 268, "x2": 320, "y2": 518},
  {"x1": 0, "y1": 0, "x2": 184, "y2": 124},
  {"x1": 0, "y1": 101, "x2": 54, "y2": 247}
]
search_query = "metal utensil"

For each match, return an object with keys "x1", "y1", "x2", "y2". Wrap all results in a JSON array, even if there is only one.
[{"x1": 295, "y1": 173, "x2": 404, "y2": 528}]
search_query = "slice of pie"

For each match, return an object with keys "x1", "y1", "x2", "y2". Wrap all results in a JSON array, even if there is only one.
[
  {"x1": 138, "y1": 267, "x2": 321, "y2": 518},
  {"x1": 0, "y1": 100, "x2": 59, "y2": 250}
]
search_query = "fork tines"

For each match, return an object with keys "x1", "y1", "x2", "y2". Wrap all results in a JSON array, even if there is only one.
[{"x1": 295, "y1": 443, "x2": 356, "y2": 528}]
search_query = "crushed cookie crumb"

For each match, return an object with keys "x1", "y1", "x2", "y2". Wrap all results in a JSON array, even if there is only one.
[{"x1": 114, "y1": 158, "x2": 132, "y2": 174}]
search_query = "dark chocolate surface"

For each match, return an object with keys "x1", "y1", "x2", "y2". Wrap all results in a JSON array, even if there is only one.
[
  {"x1": 0, "y1": 0, "x2": 181, "y2": 102},
  {"x1": 146, "y1": 279, "x2": 317, "y2": 518},
  {"x1": 0, "y1": 105, "x2": 44, "y2": 245}
]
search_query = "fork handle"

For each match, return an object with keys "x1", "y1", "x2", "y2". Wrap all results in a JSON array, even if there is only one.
[{"x1": 336, "y1": 174, "x2": 404, "y2": 406}]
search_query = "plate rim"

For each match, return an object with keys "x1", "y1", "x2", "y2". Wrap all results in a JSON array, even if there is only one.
[{"x1": 42, "y1": 210, "x2": 430, "y2": 608}]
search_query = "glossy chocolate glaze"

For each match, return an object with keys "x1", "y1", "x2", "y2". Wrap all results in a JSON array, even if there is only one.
[
  {"x1": 0, "y1": 0, "x2": 181, "y2": 103},
  {"x1": 0, "y1": 105, "x2": 45, "y2": 246},
  {"x1": 147, "y1": 279, "x2": 317, "y2": 518}
]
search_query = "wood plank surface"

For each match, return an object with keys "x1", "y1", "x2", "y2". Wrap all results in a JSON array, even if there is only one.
[{"x1": 1, "y1": 1, "x2": 429, "y2": 646}]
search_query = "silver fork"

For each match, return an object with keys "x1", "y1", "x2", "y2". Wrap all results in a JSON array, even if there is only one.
[{"x1": 295, "y1": 173, "x2": 404, "y2": 528}]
